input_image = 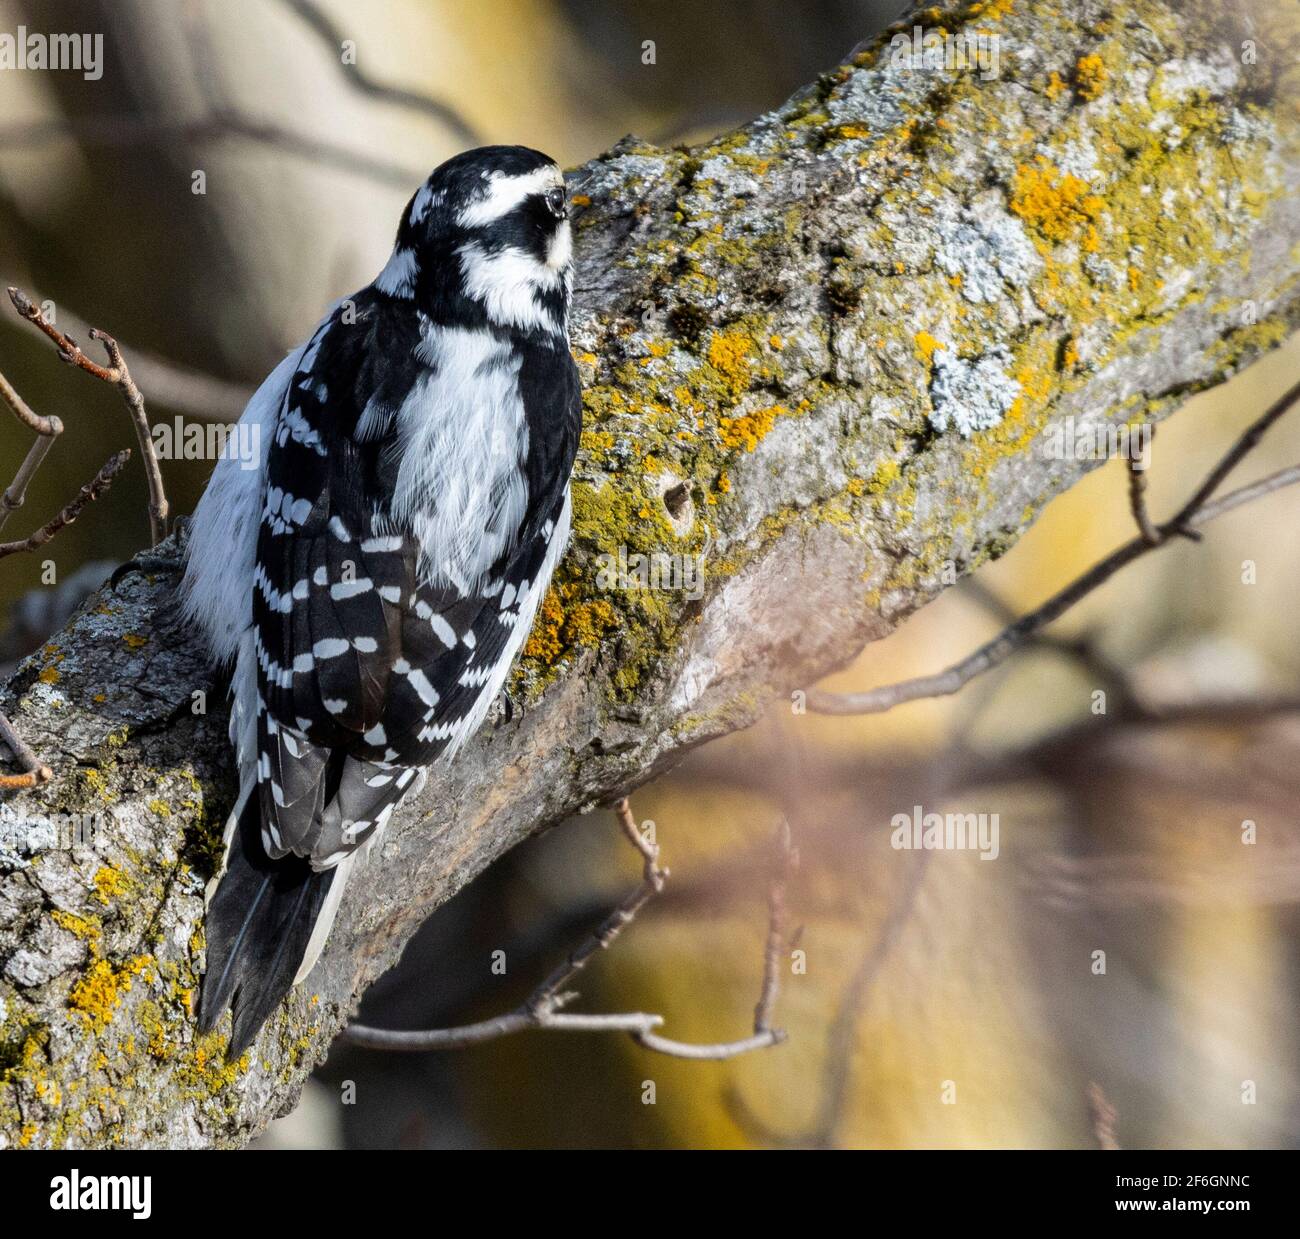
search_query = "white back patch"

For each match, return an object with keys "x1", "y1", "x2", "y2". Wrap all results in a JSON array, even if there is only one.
[{"x1": 182, "y1": 343, "x2": 304, "y2": 664}]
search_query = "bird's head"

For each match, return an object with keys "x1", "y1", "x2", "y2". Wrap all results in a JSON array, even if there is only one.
[{"x1": 377, "y1": 145, "x2": 572, "y2": 340}]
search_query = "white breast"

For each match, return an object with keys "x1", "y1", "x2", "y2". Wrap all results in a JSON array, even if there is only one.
[{"x1": 390, "y1": 323, "x2": 528, "y2": 593}]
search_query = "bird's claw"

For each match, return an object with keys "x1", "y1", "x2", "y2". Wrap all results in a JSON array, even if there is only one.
[{"x1": 110, "y1": 517, "x2": 192, "y2": 590}]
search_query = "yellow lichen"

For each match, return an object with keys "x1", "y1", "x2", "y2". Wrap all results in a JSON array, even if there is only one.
[
  {"x1": 67, "y1": 957, "x2": 150, "y2": 1032},
  {"x1": 705, "y1": 331, "x2": 754, "y2": 401},
  {"x1": 52, "y1": 909, "x2": 101, "y2": 944},
  {"x1": 866, "y1": 458, "x2": 903, "y2": 495},
  {"x1": 92, "y1": 866, "x2": 128, "y2": 905},
  {"x1": 913, "y1": 330, "x2": 941, "y2": 364}
]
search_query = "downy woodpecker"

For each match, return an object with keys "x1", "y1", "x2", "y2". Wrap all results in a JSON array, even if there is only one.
[{"x1": 181, "y1": 146, "x2": 580, "y2": 1054}]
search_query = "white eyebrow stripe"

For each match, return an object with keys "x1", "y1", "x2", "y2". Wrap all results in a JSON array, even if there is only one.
[{"x1": 457, "y1": 166, "x2": 560, "y2": 227}]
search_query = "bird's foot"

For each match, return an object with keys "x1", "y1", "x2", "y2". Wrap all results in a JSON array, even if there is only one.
[
  {"x1": 110, "y1": 516, "x2": 192, "y2": 590},
  {"x1": 488, "y1": 689, "x2": 520, "y2": 728}
]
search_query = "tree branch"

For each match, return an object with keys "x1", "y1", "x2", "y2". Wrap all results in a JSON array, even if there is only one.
[
  {"x1": 0, "y1": 449, "x2": 130, "y2": 561},
  {"x1": 2, "y1": 0, "x2": 1299, "y2": 1148}
]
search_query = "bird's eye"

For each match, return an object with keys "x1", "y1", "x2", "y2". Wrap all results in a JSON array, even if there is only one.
[{"x1": 544, "y1": 186, "x2": 567, "y2": 219}]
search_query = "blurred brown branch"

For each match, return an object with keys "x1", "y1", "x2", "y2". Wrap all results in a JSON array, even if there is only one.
[
  {"x1": 0, "y1": 112, "x2": 422, "y2": 190},
  {"x1": 1088, "y1": 1082, "x2": 1121, "y2": 1151},
  {"x1": 279, "y1": 0, "x2": 482, "y2": 147},
  {"x1": 345, "y1": 800, "x2": 794, "y2": 1060}
]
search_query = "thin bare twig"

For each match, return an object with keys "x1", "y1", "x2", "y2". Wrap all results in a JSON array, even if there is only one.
[
  {"x1": 0, "y1": 368, "x2": 63, "y2": 536},
  {"x1": 1126, "y1": 426, "x2": 1160, "y2": 545},
  {"x1": 808, "y1": 380, "x2": 1300, "y2": 716},
  {"x1": 0, "y1": 367, "x2": 59, "y2": 437},
  {"x1": 0, "y1": 450, "x2": 130, "y2": 560},
  {"x1": 961, "y1": 578, "x2": 1140, "y2": 712},
  {"x1": 753, "y1": 819, "x2": 796, "y2": 1036},
  {"x1": 0, "y1": 709, "x2": 52, "y2": 788},
  {"x1": 8, "y1": 288, "x2": 167, "y2": 545},
  {"x1": 0, "y1": 271, "x2": 252, "y2": 423},
  {"x1": 344, "y1": 799, "x2": 795, "y2": 1059}
]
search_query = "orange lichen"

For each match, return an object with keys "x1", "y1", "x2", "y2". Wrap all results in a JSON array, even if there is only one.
[
  {"x1": 1073, "y1": 53, "x2": 1108, "y2": 101},
  {"x1": 1009, "y1": 159, "x2": 1104, "y2": 245},
  {"x1": 913, "y1": 330, "x2": 941, "y2": 364},
  {"x1": 705, "y1": 331, "x2": 754, "y2": 401},
  {"x1": 719, "y1": 404, "x2": 783, "y2": 452},
  {"x1": 522, "y1": 584, "x2": 620, "y2": 665}
]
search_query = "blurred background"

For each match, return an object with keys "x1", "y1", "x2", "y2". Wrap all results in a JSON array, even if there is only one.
[{"x1": 1, "y1": 0, "x2": 1298, "y2": 1149}]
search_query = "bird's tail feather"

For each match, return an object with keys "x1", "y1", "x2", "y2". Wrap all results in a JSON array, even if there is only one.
[{"x1": 198, "y1": 793, "x2": 336, "y2": 1056}]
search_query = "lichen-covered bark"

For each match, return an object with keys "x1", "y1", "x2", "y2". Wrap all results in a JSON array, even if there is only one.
[{"x1": 2, "y1": 0, "x2": 1298, "y2": 1147}]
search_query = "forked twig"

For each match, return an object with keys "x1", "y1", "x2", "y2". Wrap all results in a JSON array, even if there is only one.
[
  {"x1": 344, "y1": 800, "x2": 796, "y2": 1059},
  {"x1": 1126, "y1": 426, "x2": 1160, "y2": 545},
  {"x1": 0, "y1": 368, "x2": 63, "y2": 537},
  {"x1": 7, "y1": 287, "x2": 167, "y2": 545},
  {"x1": 807, "y1": 379, "x2": 1300, "y2": 716}
]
